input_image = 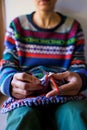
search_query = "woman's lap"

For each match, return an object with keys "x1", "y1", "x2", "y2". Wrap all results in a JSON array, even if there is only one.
[
  {"x1": 6, "y1": 100, "x2": 87, "y2": 130},
  {"x1": 54, "y1": 100, "x2": 87, "y2": 130}
]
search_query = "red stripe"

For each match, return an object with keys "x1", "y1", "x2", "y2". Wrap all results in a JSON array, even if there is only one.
[
  {"x1": 5, "y1": 36, "x2": 15, "y2": 44},
  {"x1": 18, "y1": 51, "x2": 71, "y2": 59},
  {"x1": 0, "y1": 59, "x2": 6, "y2": 66},
  {"x1": 71, "y1": 60, "x2": 85, "y2": 64},
  {"x1": 77, "y1": 39, "x2": 84, "y2": 45}
]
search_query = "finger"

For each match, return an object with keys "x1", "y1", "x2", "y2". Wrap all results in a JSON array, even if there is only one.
[
  {"x1": 46, "y1": 87, "x2": 78, "y2": 98},
  {"x1": 12, "y1": 86, "x2": 31, "y2": 97},
  {"x1": 58, "y1": 83, "x2": 79, "y2": 95},
  {"x1": 46, "y1": 82, "x2": 79, "y2": 97},
  {"x1": 46, "y1": 89, "x2": 58, "y2": 97},
  {"x1": 12, "y1": 93, "x2": 28, "y2": 99},
  {"x1": 11, "y1": 79, "x2": 30, "y2": 90},
  {"x1": 62, "y1": 90, "x2": 79, "y2": 95},
  {"x1": 14, "y1": 72, "x2": 40, "y2": 84},
  {"x1": 53, "y1": 71, "x2": 70, "y2": 80},
  {"x1": 59, "y1": 81, "x2": 80, "y2": 92},
  {"x1": 11, "y1": 78, "x2": 42, "y2": 91}
]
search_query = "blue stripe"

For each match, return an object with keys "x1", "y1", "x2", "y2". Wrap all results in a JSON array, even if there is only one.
[{"x1": 19, "y1": 57, "x2": 70, "y2": 69}]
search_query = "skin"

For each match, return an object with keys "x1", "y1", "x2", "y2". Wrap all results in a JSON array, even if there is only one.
[
  {"x1": 11, "y1": 72, "x2": 42, "y2": 99},
  {"x1": 33, "y1": 0, "x2": 61, "y2": 29},
  {"x1": 46, "y1": 71, "x2": 82, "y2": 97},
  {"x1": 11, "y1": 0, "x2": 82, "y2": 99}
]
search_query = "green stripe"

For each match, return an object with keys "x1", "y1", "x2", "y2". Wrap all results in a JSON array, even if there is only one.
[{"x1": 15, "y1": 34, "x2": 76, "y2": 46}]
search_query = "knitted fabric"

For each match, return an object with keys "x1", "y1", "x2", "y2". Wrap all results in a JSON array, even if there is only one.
[
  {"x1": 1, "y1": 95, "x2": 86, "y2": 113},
  {"x1": 1, "y1": 73, "x2": 87, "y2": 113}
]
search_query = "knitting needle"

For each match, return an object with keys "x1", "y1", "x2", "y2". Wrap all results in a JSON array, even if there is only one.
[{"x1": 48, "y1": 72, "x2": 60, "y2": 94}]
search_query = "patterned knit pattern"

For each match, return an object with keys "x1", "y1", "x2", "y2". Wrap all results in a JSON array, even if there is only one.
[
  {"x1": 1, "y1": 95, "x2": 86, "y2": 113},
  {"x1": 0, "y1": 12, "x2": 87, "y2": 113}
]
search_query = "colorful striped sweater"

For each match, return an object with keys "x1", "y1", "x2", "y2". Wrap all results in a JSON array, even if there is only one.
[{"x1": 0, "y1": 12, "x2": 87, "y2": 99}]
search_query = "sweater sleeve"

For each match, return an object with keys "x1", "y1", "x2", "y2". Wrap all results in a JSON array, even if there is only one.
[
  {"x1": 69, "y1": 21, "x2": 87, "y2": 91},
  {"x1": 0, "y1": 21, "x2": 21, "y2": 97}
]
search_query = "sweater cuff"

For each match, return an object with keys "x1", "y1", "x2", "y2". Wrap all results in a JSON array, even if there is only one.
[
  {"x1": 0, "y1": 75, "x2": 13, "y2": 97},
  {"x1": 77, "y1": 72, "x2": 87, "y2": 92}
]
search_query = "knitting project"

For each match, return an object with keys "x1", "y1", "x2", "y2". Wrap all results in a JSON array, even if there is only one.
[{"x1": 1, "y1": 73, "x2": 86, "y2": 113}]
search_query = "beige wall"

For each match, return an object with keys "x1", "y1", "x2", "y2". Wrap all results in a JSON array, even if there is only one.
[
  {"x1": 5, "y1": 0, "x2": 35, "y2": 27},
  {"x1": 5, "y1": 0, "x2": 87, "y2": 61},
  {"x1": 0, "y1": 0, "x2": 5, "y2": 59}
]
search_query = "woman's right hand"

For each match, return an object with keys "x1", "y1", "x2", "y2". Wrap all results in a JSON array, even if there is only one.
[{"x1": 11, "y1": 72, "x2": 42, "y2": 99}]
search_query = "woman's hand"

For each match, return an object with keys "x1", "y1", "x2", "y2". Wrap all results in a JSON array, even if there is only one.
[
  {"x1": 11, "y1": 72, "x2": 42, "y2": 99},
  {"x1": 46, "y1": 71, "x2": 82, "y2": 97}
]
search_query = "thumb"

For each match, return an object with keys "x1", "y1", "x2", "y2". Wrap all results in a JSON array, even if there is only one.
[
  {"x1": 46, "y1": 89, "x2": 58, "y2": 98},
  {"x1": 53, "y1": 71, "x2": 69, "y2": 80}
]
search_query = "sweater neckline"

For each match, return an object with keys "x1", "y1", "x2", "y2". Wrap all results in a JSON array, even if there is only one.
[{"x1": 27, "y1": 12, "x2": 66, "y2": 32}]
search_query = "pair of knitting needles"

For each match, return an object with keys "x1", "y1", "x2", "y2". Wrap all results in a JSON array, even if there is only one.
[
  {"x1": 40, "y1": 68, "x2": 61, "y2": 94},
  {"x1": 47, "y1": 72, "x2": 60, "y2": 94}
]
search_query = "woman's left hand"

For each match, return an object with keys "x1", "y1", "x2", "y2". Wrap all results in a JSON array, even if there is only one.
[{"x1": 46, "y1": 71, "x2": 82, "y2": 97}]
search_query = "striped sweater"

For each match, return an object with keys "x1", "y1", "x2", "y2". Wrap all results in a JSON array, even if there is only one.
[{"x1": 0, "y1": 12, "x2": 87, "y2": 97}]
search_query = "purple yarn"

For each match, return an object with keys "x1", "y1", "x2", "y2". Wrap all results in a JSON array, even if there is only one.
[
  {"x1": 1, "y1": 73, "x2": 87, "y2": 114},
  {"x1": 1, "y1": 95, "x2": 86, "y2": 113}
]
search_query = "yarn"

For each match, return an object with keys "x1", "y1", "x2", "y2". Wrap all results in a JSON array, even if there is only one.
[{"x1": 1, "y1": 73, "x2": 86, "y2": 113}]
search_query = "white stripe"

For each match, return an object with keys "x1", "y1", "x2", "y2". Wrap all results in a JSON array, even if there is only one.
[
  {"x1": 71, "y1": 64, "x2": 86, "y2": 68},
  {"x1": 17, "y1": 42, "x2": 74, "y2": 55},
  {"x1": 6, "y1": 27, "x2": 15, "y2": 39}
]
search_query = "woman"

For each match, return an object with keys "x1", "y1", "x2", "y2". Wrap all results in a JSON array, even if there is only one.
[{"x1": 0, "y1": 0, "x2": 87, "y2": 130}]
